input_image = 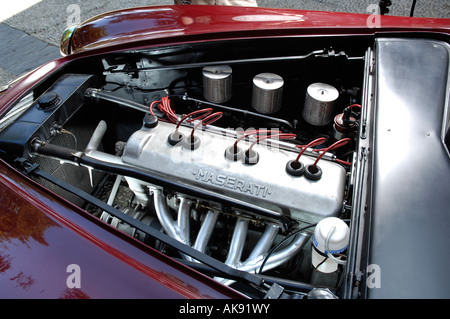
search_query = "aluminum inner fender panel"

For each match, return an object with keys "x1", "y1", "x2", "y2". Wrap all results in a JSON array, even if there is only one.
[{"x1": 121, "y1": 120, "x2": 346, "y2": 224}]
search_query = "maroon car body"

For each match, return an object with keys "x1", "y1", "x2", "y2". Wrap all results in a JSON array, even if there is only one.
[
  {"x1": 66, "y1": 5, "x2": 449, "y2": 54},
  {"x1": 0, "y1": 5, "x2": 449, "y2": 299},
  {"x1": 0, "y1": 160, "x2": 246, "y2": 298}
]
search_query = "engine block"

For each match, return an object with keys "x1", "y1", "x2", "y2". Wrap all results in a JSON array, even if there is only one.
[{"x1": 122, "y1": 119, "x2": 346, "y2": 224}]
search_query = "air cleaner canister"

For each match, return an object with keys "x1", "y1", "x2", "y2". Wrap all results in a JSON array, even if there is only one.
[
  {"x1": 203, "y1": 65, "x2": 232, "y2": 104},
  {"x1": 302, "y1": 83, "x2": 339, "y2": 126},
  {"x1": 252, "y1": 73, "x2": 284, "y2": 114}
]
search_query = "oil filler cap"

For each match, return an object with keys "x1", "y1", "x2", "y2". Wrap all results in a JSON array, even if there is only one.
[
  {"x1": 37, "y1": 92, "x2": 61, "y2": 111},
  {"x1": 143, "y1": 113, "x2": 158, "y2": 129}
]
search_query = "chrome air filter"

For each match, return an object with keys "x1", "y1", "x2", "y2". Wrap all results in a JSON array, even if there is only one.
[
  {"x1": 202, "y1": 65, "x2": 232, "y2": 103},
  {"x1": 251, "y1": 73, "x2": 284, "y2": 114},
  {"x1": 302, "y1": 83, "x2": 339, "y2": 126}
]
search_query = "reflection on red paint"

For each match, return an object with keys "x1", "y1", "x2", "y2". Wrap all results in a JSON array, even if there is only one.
[
  {"x1": 59, "y1": 288, "x2": 91, "y2": 299},
  {"x1": 0, "y1": 175, "x2": 61, "y2": 294},
  {"x1": 0, "y1": 187, "x2": 60, "y2": 247},
  {"x1": 9, "y1": 271, "x2": 35, "y2": 290},
  {"x1": 0, "y1": 212, "x2": 16, "y2": 233},
  {"x1": 0, "y1": 254, "x2": 11, "y2": 273}
]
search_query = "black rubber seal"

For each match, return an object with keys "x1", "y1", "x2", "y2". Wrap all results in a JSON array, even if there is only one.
[
  {"x1": 168, "y1": 132, "x2": 184, "y2": 146},
  {"x1": 225, "y1": 145, "x2": 243, "y2": 161},
  {"x1": 304, "y1": 164, "x2": 322, "y2": 181},
  {"x1": 183, "y1": 135, "x2": 201, "y2": 150},
  {"x1": 244, "y1": 149, "x2": 259, "y2": 165},
  {"x1": 286, "y1": 160, "x2": 305, "y2": 176}
]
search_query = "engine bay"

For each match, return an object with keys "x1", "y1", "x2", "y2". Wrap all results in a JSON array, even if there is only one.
[{"x1": 0, "y1": 36, "x2": 372, "y2": 298}]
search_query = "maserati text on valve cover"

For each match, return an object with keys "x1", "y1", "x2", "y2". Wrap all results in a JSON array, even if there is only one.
[{"x1": 0, "y1": 4, "x2": 449, "y2": 299}]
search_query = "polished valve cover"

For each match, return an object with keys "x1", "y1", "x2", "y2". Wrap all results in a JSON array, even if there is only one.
[{"x1": 122, "y1": 120, "x2": 346, "y2": 224}]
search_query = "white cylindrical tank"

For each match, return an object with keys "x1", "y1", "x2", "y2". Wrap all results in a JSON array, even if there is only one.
[{"x1": 312, "y1": 217, "x2": 349, "y2": 273}]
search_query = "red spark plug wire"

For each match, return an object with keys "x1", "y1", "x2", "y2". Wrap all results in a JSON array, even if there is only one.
[
  {"x1": 184, "y1": 111, "x2": 223, "y2": 150},
  {"x1": 244, "y1": 132, "x2": 297, "y2": 165},
  {"x1": 285, "y1": 137, "x2": 326, "y2": 176},
  {"x1": 150, "y1": 96, "x2": 178, "y2": 123},
  {"x1": 304, "y1": 138, "x2": 351, "y2": 180}
]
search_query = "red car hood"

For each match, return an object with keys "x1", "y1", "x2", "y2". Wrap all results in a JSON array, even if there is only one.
[{"x1": 69, "y1": 5, "x2": 450, "y2": 54}]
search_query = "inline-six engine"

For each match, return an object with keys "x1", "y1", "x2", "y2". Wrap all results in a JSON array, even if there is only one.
[{"x1": 121, "y1": 113, "x2": 347, "y2": 225}]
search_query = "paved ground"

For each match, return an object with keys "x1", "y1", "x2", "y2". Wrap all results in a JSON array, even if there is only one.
[{"x1": 1, "y1": 0, "x2": 449, "y2": 86}]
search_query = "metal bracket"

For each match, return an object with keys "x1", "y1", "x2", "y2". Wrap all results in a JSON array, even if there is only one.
[
  {"x1": 13, "y1": 157, "x2": 40, "y2": 176},
  {"x1": 264, "y1": 282, "x2": 285, "y2": 299}
]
